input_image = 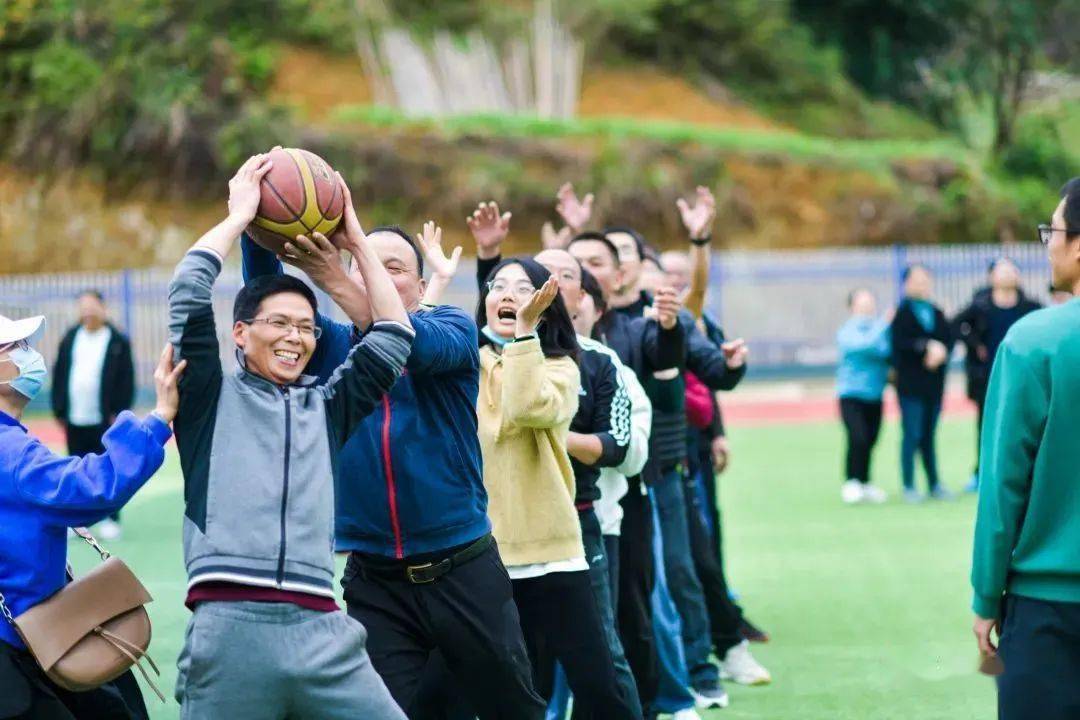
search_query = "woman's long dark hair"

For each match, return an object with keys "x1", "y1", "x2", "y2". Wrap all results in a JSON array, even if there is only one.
[{"x1": 477, "y1": 256, "x2": 579, "y2": 361}]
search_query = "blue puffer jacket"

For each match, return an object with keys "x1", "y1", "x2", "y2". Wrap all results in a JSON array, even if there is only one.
[
  {"x1": 243, "y1": 237, "x2": 489, "y2": 559},
  {"x1": 0, "y1": 411, "x2": 171, "y2": 649}
]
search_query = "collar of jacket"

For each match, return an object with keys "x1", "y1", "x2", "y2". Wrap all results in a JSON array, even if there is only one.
[
  {"x1": 232, "y1": 349, "x2": 319, "y2": 393},
  {"x1": 0, "y1": 410, "x2": 25, "y2": 430}
]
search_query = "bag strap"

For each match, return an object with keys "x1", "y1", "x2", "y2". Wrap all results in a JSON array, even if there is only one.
[{"x1": 0, "y1": 527, "x2": 110, "y2": 624}]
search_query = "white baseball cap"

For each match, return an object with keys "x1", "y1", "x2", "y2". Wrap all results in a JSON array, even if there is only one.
[{"x1": 0, "y1": 314, "x2": 45, "y2": 346}]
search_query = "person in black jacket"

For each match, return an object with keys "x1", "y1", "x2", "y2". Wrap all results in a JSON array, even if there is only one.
[
  {"x1": 952, "y1": 258, "x2": 1042, "y2": 492},
  {"x1": 51, "y1": 290, "x2": 136, "y2": 539},
  {"x1": 890, "y1": 264, "x2": 954, "y2": 503}
]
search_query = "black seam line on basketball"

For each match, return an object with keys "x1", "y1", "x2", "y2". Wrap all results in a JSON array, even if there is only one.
[
  {"x1": 314, "y1": 173, "x2": 340, "y2": 233},
  {"x1": 263, "y1": 179, "x2": 305, "y2": 240},
  {"x1": 295, "y1": 151, "x2": 312, "y2": 234}
]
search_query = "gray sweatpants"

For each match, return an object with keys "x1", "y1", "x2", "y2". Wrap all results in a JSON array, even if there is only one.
[{"x1": 176, "y1": 601, "x2": 405, "y2": 720}]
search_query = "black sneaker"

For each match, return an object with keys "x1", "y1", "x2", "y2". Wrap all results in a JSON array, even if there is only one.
[{"x1": 739, "y1": 617, "x2": 770, "y2": 643}]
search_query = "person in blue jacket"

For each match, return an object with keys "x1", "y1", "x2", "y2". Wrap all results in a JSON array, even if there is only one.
[
  {"x1": 242, "y1": 202, "x2": 544, "y2": 718},
  {"x1": 836, "y1": 288, "x2": 891, "y2": 505},
  {"x1": 0, "y1": 315, "x2": 183, "y2": 720}
]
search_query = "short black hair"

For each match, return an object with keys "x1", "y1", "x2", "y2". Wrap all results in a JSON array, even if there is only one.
[
  {"x1": 901, "y1": 263, "x2": 930, "y2": 282},
  {"x1": 603, "y1": 226, "x2": 647, "y2": 261},
  {"x1": 78, "y1": 289, "x2": 105, "y2": 303},
  {"x1": 568, "y1": 231, "x2": 621, "y2": 267},
  {"x1": 581, "y1": 268, "x2": 606, "y2": 315},
  {"x1": 234, "y1": 274, "x2": 318, "y2": 324},
  {"x1": 476, "y1": 256, "x2": 579, "y2": 361},
  {"x1": 1060, "y1": 178, "x2": 1080, "y2": 237},
  {"x1": 987, "y1": 256, "x2": 1017, "y2": 274},
  {"x1": 368, "y1": 225, "x2": 425, "y2": 276}
]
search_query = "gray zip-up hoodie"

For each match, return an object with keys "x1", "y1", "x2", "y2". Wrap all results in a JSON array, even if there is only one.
[{"x1": 168, "y1": 249, "x2": 413, "y2": 598}]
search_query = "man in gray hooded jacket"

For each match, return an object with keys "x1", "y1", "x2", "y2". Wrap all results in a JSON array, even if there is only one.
[{"x1": 169, "y1": 153, "x2": 413, "y2": 719}]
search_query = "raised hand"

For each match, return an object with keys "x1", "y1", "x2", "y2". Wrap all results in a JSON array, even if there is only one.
[
  {"x1": 556, "y1": 183, "x2": 594, "y2": 233},
  {"x1": 227, "y1": 153, "x2": 274, "y2": 224},
  {"x1": 280, "y1": 233, "x2": 347, "y2": 290},
  {"x1": 722, "y1": 338, "x2": 749, "y2": 369},
  {"x1": 153, "y1": 344, "x2": 187, "y2": 424},
  {"x1": 541, "y1": 221, "x2": 573, "y2": 250},
  {"x1": 653, "y1": 286, "x2": 683, "y2": 330},
  {"x1": 676, "y1": 186, "x2": 717, "y2": 241},
  {"x1": 330, "y1": 172, "x2": 367, "y2": 254},
  {"x1": 467, "y1": 201, "x2": 512, "y2": 260},
  {"x1": 516, "y1": 276, "x2": 560, "y2": 338},
  {"x1": 416, "y1": 221, "x2": 461, "y2": 280}
]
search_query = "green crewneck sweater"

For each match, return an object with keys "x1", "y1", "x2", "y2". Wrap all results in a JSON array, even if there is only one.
[{"x1": 971, "y1": 297, "x2": 1080, "y2": 619}]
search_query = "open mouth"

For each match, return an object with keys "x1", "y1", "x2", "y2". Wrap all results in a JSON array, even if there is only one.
[
  {"x1": 497, "y1": 307, "x2": 517, "y2": 321},
  {"x1": 273, "y1": 349, "x2": 301, "y2": 367}
]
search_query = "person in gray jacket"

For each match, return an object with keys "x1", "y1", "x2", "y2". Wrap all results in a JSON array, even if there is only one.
[{"x1": 169, "y1": 153, "x2": 413, "y2": 719}]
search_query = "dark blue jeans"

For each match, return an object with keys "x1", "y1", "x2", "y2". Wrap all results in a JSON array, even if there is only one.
[
  {"x1": 898, "y1": 396, "x2": 942, "y2": 492},
  {"x1": 653, "y1": 465, "x2": 719, "y2": 689}
]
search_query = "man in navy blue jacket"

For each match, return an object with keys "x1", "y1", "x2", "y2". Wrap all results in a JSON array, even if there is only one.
[{"x1": 243, "y1": 206, "x2": 543, "y2": 718}]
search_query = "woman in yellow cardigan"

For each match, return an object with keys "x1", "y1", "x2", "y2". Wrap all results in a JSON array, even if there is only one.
[{"x1": 477, "y1": 257, "x2": 638, "y2": 719}]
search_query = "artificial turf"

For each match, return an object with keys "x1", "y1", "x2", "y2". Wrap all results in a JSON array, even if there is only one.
[{"x1": 68, "y1": 415, "x2": 995, "y2": 719}]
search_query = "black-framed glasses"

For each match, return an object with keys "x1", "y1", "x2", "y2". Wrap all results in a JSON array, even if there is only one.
[
  {"x1": 1037, "y1": 224, "x2": 1080, "y2": 245},
  {"x1": 242, "y1": 316, "x2": 322, "y2": 339}
]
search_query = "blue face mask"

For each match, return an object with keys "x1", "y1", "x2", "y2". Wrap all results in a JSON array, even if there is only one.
[
  {"x1": 0, "y1": 345, "x2": 48, "y2": 401},
  {"x1": 480, "y1": 325, "x2": 511, "y2": 348}
]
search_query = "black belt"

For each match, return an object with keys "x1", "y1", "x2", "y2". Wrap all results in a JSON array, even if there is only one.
[{"x1": 355, "y1": 534, "x2": 493, "y2": 585}]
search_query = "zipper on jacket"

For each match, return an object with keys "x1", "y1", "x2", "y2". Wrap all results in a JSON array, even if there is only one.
[
  {"x1": 276, "y1": 388, "x2": 292, "y2": 586},
  {"x1": 381, "y1": 395, "x2": 404, "y2": 559}
]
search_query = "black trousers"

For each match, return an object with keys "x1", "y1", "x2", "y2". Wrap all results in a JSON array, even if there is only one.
[
  {"x1": 512, "y1": 570, "x2": 638, "y2": 720},
  {"x1": 971, "y1": 381, "x2": 987, "y2": 475},
  {"x1": 0, "y1": 642, "x2": 148, "y2": 720},
  {"x1": 998, "y1": 594, "x2": 1080, "y2": 720},
  {"x1": 342, "y1": 539, "x2": 545, "y2": 720},
  {"x1": 684, "y1": 445, "x2": 744, "y2": 657},
  {"x1": 839, "y1": 398, "x2": 883, "y2": 484},
  {"x1": 65, "y1": 423, "x2": 119, "y2": 522},
  {"x1": 616, "y1": 476, "x2": 658, "y2": 708}
]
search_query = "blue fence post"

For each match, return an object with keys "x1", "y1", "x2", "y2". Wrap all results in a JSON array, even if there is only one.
[
  {"x1": 121, "y1": 269, "x2": 133, "y2": 333},
  {"x1": 891, "y1": 244, "x2": 907, "y2": 304}
]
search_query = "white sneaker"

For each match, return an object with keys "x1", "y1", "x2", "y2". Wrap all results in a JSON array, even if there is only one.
[
  {"x1": 689, "y1": 685, "x2": 729, "y2": 709},
  {"x1": 861, "y1": 484, "x2": 887, "y2": 504},
  {"x1": 719, "y1": 640, "x2": 772, "y2": 686},
  {"x1": 841, "y1": 480, "x2": 864, "y2": 504},
  {"x1": 664, "y1": 710, "x2": 704, "y2": 720},
  {"x1": 96, "y1": 519, "x2": 122, "y2": 541}
]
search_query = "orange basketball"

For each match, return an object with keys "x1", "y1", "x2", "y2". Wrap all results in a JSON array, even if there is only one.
[{"x1": 248, "y1": 148, "x2": 345, "y2": 253}]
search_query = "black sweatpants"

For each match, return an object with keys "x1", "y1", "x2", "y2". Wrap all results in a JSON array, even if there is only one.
[
  {"x1": 971, "y1": 381, "x2": 987, "y2": 475},
  {"x1": 342, "y1": 539, "x2": 545, "y2": 720},
  {"x1": 616, "y1": 476, "x2": 658, "y2": 708},
  {"x1": 998, "y1": 594, "x2": 1080, "y2": 720},
  {"x1": 65, "y1": 422, "x2": 119, "y2": 522},
  {"x1": 512, "y1": 570, "x2": 638, "y2": 720},
  {"x1": 0, "y1": 641, "x2": 147, "y2": 720},
  {"x1": 839, "y1": 398, "x2": 883, "y2": 484}
]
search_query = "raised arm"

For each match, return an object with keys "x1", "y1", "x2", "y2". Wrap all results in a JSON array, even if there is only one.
[
  {"x1": 415, "y1": 221, "x2": 462, "y2": 306},
  {"x1": 677, "y1": 186, "x2": 717, "y2": 319},
  {"x1": 556, "y1": 182, "x2": 594, "y2": 235},
  {"x1": 468, "y1": 200, "x2": 510, "y2": 291}
]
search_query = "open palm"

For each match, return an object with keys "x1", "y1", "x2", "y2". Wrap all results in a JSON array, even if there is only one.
[
  {"x1": 416, "y1": 221, "x2": 461, "y2": 278},
  {"x1": 677, "y1": 186, "x2": 717, "y2": 239},
  {"x1": 467, "y1": 201, "x2": 511, "y2": 256}
]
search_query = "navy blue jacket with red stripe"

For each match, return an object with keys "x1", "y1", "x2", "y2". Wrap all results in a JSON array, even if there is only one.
[{"x1": 243, "y1": 237, "x2": 489, "y2": 559}]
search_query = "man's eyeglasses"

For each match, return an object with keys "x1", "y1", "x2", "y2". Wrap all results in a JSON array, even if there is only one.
[
  {"x1": 486, "y1": 280, "x2": 536, "y2": 300},
  {"x1": 242, "y1": 316, "x2": 322, "y2": 339},
  {"x1": 1037, "y1": 224, "x2": 1080, "y2": 245}
]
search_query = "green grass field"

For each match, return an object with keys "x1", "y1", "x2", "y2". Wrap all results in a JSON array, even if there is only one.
[{"x1": 69, "y1": 415, "x2": 995, "y2": 719}]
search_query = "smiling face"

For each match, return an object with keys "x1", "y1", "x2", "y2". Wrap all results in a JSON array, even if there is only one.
[
  {"x1": 233, "y1": 291, "x2": 317, "y2": 385},
  {"x1": 484, "y1": 263, "x2": 535, "y2": 339},
  {"x1": 569, "y1": 240, "x2": 623, "y2": 300},
  {"x1": 347, "y1": 230, "x2": 427, "y2": 313},
  {"x1": 534, "y1": 249, "x2": 582, "y2": 317}
]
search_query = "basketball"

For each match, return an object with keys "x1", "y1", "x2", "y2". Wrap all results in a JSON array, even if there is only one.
[{"x1": 248, "y1": 147, "x2": 345, "y2": 253}]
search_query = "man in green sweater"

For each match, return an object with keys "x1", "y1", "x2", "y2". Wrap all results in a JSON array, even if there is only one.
[{"x1": 971, "y1": 177, "x2": 1080, "y2": 720}]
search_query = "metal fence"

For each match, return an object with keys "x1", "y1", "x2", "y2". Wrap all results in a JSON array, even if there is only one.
[{"x1": 0, "y1": 241, "x2": 1053, "y2": 406}]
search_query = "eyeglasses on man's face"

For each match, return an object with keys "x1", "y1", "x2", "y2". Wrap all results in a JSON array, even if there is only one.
[
  {"x1": 1037, "y1": 224, "x2": 1080, "y2": 245},
  {"x1": 242, "y1": 315, "x2": 322, "y2": 340}
]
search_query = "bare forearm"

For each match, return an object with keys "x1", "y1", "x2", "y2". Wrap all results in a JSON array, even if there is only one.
[
  {"x1": 566, "y1": 431, "x2": 602, "y2": 465},
  {"x1": 686, "y1": 242, "x2": 710, "y2": 318},
  {"x1": 352, "y1": 242, "x2": 410, "y2": 327},
  {"x1": 195, "y1": 215, "x2": 248, "y2": 260},
  {"x1": 323, "y1": 275, "x2": 373, "y2": 329}
]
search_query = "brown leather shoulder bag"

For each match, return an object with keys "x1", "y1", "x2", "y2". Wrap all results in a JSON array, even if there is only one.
[{"x1": 0, "y1": 528, "x2": 163, "y2": 701}]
